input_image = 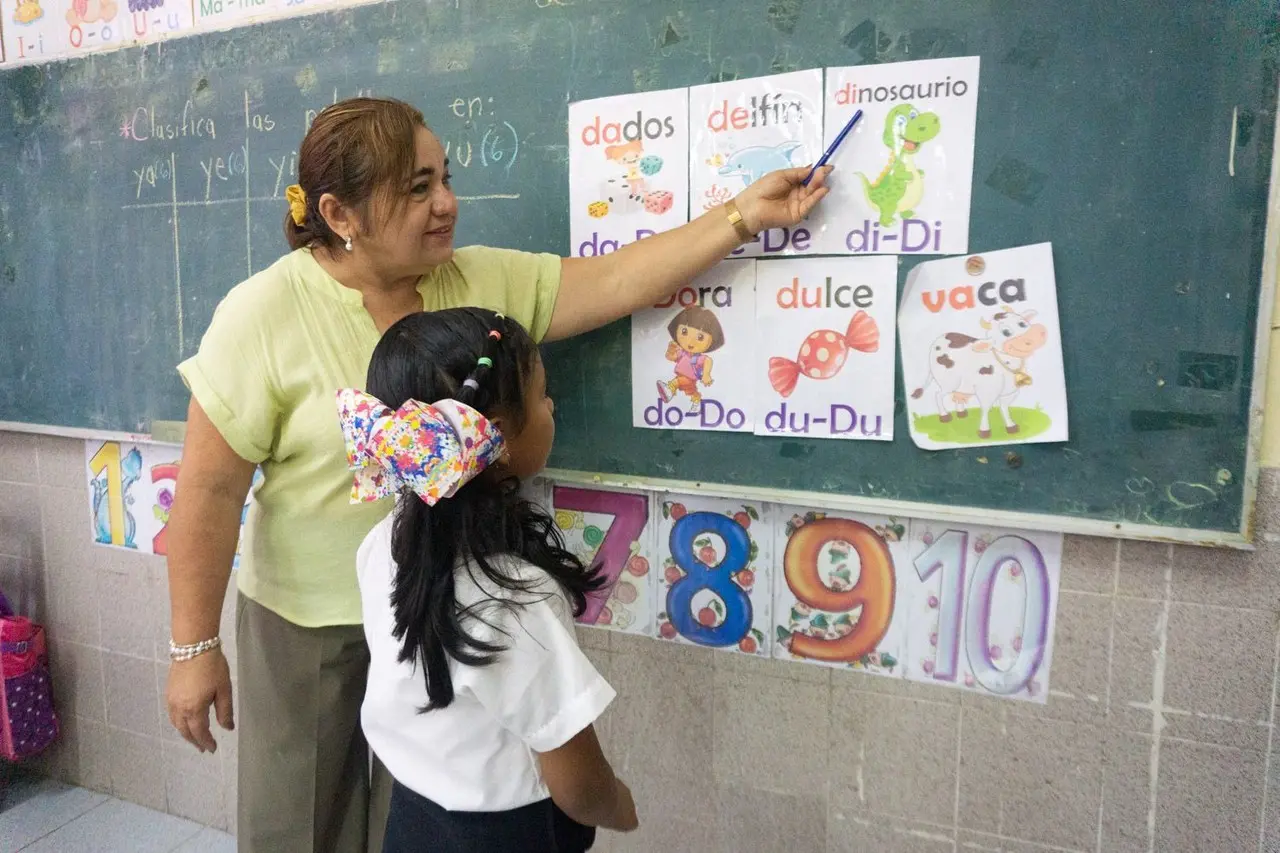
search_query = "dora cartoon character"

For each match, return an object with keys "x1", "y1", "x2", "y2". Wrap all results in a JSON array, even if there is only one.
[{"x1": 656, "y1": 306, "x2": 725, "y2": 414}]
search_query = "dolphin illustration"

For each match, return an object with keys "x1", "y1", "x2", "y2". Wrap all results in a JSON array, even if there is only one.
[{"x1": 717, "y1": 141, "x2": 804, "y2": 186}]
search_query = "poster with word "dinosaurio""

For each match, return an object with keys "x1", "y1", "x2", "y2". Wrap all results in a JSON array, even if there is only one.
[
  {"x1": 631, "y1": 260, "x2": 756, "y2": 433},
  {"x1": 568, "y1": 88, "x2": 690, "y2": 258},
  {"x1": 755, "y1": 256, "x2": 898, "y2": 441},
  {"x1": 688, "y1": 69, "x2": 824, "y2": 259},
  {"x1": 899, "y1": 242, "x2": 1068, "y2": 450},
  {"x1": 810, "y1": 56, "x2": 981, "y2": 256}
]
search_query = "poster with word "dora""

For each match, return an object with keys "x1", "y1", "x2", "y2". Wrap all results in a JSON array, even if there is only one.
[
  {"x1": 688, "y1": 69, "x2": 823, "y2": 259},
  {"x1": 900, "y1": 242, "x2": 1068, "y2": 450},
  {"x1": 569, "y1": 88, "x2": 690, "y2": 258},
  {"x1": 903, "y1": 520, "x2": 1061, "y2": 702},
  {"x1": 755, "y1": 256, "x2": 898, "y2": 441},
  {"x1": 84, "y1": 440, "x2": 259, "y2": 568},
  {"x1": 810, "y1": 56, "x2": 980, "y2": 256},
  {"x1": 632, "y1": 260, "x2": 756, "y2": 432}
]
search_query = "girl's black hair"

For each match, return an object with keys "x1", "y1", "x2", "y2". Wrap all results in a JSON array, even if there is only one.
[{"x1": 366, "y1": 307, "x2": 603, "y2": 711}]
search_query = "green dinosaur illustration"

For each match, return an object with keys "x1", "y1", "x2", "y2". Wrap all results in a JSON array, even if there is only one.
[{"x1": 858, "y1": 103, "x2": 941, "y2": 226}]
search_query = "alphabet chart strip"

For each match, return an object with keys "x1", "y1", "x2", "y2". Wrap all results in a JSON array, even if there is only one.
[
  {"x1": 83, "y1": 439, "x2": 259, "y2": 569},
  {"x1": 0, "y1": 0, "x2": 382, "y2": 68}
]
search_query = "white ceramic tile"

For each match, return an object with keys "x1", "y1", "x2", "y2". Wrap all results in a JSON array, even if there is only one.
[
  {"x1": 22, "y1": 798, "x2": 202, "y2": 853},
  {"x1": 0, "y1": 778, "x2": 106, "y2": 850},
  {"x1": 173, "y1": 827, "x2": 237, "y2": 853}
]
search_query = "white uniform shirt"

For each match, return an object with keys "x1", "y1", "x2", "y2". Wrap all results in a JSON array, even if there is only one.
[{"x1": 358, "y1": 513, "x2": 615, "y2": 812}]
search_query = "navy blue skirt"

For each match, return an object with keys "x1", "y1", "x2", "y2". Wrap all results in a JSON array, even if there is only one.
[{"x1": 383, "y1": 781, "x2": 596, "y2": 853}]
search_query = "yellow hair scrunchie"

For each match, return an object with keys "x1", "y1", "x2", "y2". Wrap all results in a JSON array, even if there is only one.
[{"x1": 285, "y1": 184, "x2": 307, "y2": 226}]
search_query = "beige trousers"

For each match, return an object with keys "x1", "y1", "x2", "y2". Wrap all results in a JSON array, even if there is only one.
[{"x1": 236, "y1": 593, "x2": 393, "y2": 853}]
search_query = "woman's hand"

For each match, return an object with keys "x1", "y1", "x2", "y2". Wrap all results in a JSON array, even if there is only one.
[
  {"x1": 166, "y1": 648, "x2": 234, "y2": 753},
  {"x1": 733, "y1": 165, "x2": 834, "y2": 235}
]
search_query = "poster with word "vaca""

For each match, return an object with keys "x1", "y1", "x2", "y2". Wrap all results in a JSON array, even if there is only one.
[
  {"x1": 632, "y1": 260, "x2": 756, "y2": 433},
  {"x1": 810, "y1": 56, "x2": 981, "y2": 256},
  {"x1": 568, "y1": 88, "x2": 690, "y2": 258},
  {"x1": 688, "y1": 70, "x2": 824, "y2": 259},
  {"x1": 84, "y1": 440, "x2": 259, "y2": 569},
  {"x1": 900, "y1": 242, "x2": 1068, "y2": 450},
  {"x1": 755, "y1": 256, "x2": 898, "y2": 441}
]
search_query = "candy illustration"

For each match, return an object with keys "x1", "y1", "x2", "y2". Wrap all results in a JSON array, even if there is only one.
[{"x1": 768, "y1": 311, "x2": 879, "y2": 398}]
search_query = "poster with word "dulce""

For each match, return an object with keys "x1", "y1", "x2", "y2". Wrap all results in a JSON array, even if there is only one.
[
  {"x1": 632, "y1": 260, "x2": 756, "y2": 433},
  {"x1": 755, "y1": 256, "x2": 898, "y2": 441},
  {"x1": 811, "y1": 56, "x2": 981, "y2": 256},
  {"x1": 688, "y1": 70, "x2": 823, "y2": 259},
  {"x1": 568, "y1": 88, "x2": 690, "y2": 258},
  {"x1": 900, "y1": 242, "x2": 1068, "y2": 450}
]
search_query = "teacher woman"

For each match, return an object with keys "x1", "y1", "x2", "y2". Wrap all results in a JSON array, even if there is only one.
[{"x1": 164, "y1": 96, "x2": 830, "y2": 853}]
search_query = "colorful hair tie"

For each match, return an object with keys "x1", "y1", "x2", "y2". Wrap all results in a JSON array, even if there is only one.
[
  {"x1": 487, "y1": 330, "x2": 502, "y2": 341},
  {"x1": 462, "y1": 378, "x2": 481, "y2": 391},
  {"x1": 476, "y1": 357, "x2": 493, "y2": 368}
]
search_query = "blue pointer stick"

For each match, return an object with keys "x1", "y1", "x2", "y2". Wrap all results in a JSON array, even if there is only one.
[{"x1": 802, "y1": 108, "x2": 863, "y2": 186}]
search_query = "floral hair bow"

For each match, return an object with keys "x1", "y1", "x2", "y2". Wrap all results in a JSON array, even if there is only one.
[{"x1": 336, "y1": 389, "x2": 506, "y2": 505}]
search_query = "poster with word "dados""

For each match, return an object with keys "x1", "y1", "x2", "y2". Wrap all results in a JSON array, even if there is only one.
[
  {"x1": 810, "y1": 56, "x2": 981, "y2": 257},
  {"x1": 568, "y1": 88, "x2": 690, "y2": 259},
  {"x1": 631, "y1": 260, "x2": 756, "y2": 433},
  {"x1": 689, "y1": 69, "x2": 824, "y2": 259},
  {"x1": 755, "y1": 256, "x2": 898, "y2": 441},
  {"x1": 549, "y1": 484, "x2": 658, "y2": 636},
  {"x1": 900, "y1": 242, "x2": 1068, "y2": 450},
  {"x1": 84, "y1": 440, "x2": 259, "y2": 568}
]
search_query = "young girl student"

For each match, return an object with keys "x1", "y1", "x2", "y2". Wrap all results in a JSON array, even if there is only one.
[{"x1": 339, "y1": 307, "x2": 637, "y2": 852}]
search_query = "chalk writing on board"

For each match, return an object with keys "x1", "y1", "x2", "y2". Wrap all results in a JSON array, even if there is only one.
[{"x1": 119, "y1": 103, "x2": 218, "y2": 142}]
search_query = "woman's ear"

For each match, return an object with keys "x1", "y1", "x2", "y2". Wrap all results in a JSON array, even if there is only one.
[{"x1": 317, "y1": 192, "x2": 359, "y2": 241}]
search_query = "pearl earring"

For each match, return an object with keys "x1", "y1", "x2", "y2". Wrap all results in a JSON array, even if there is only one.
[{"x1": 344, "y1": 235, "x2": 353, "y2": 252}]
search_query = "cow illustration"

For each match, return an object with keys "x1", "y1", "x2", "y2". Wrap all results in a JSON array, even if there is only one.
[{"x1": 910, "y1": 307, "x2": 1048, "y2": 439}]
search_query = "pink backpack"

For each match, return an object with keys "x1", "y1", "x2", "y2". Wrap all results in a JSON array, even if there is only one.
[{"x1": 0, "y1": 591, "x2": 59, "y2": 761}]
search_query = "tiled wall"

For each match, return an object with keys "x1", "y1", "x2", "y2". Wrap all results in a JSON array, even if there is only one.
[{"x1": 4, "y1": 429, "x2": 1280, "y2": 852}]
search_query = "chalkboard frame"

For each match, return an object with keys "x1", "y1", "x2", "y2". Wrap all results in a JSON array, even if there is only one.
[{"x1": 1, "y1": 2, "x2": 1275, "y2": 549}]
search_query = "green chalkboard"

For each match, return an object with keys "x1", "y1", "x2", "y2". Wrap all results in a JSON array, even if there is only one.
[{"x1": 0, "y1": 1, "x2": 1274, "y2": 539}]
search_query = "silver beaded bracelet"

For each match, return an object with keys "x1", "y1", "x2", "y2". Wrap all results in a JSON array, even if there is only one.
[{"x1": 168, "y1": 637, "x2": 222, "y2": 662}]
